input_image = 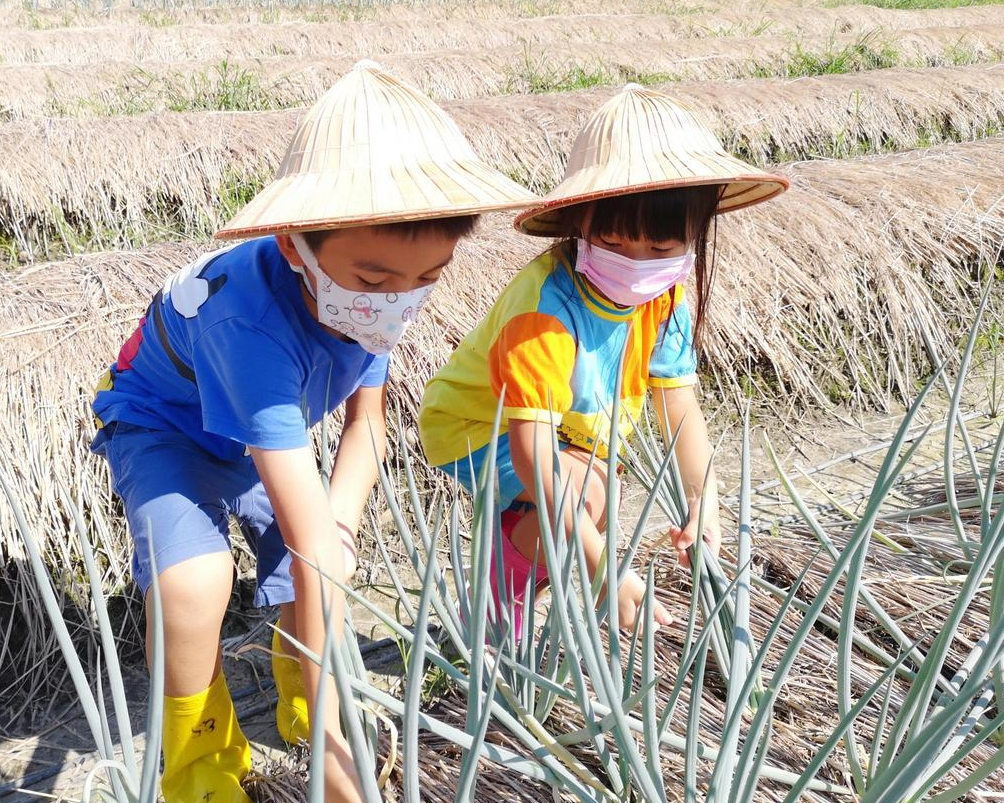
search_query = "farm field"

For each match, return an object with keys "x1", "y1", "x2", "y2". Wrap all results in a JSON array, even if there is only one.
[{"x1": 1, "y1": 0, "x2": 1003, "y2": 802}]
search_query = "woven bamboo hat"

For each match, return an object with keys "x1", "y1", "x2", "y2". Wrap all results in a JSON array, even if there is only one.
[
  {"x1": 216, "y1": 61, "x2": 537, "y2": 239},
  {"x1": 515, "y1": 83, "x2": 789, "y2": 237}
]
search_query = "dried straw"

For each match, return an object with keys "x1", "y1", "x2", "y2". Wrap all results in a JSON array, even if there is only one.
[
  {"x1": 3, "y1": 22, "x2": 1004, "y2": 120},
  {"x1": 6, "y1": 0, "x2": 1004, "y2": 30},
  {"x1": 3, "y1": 2, "x2": 1003, "y2": 67},
  {"x1": 2, "y1": 137, "x2": 1002, "y2": 711},
  {"x1": 1, "y1": 13, "x2": 709, "y2": 66},
  {"x1": 6, "y1": 64, "x2": 1004, "y2": 259},
  {"x1": 245, "y1": 700, "x2": 576, "y2": 803},
  {"x1": 0, "y1": 0, "x2": 654, "y2": 27}
]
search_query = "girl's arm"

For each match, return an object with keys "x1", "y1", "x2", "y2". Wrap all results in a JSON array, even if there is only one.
[
  {"x1": 326, "y1": 383, "x2": 388, "y2": 578},
  {"x1": 651, "y1": 385, "x2": 722, "y2": 567}
]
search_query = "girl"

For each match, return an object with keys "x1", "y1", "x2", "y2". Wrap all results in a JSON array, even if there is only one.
[{"x1": 418, "y1": 84, "x2": 787, "y2": 641}]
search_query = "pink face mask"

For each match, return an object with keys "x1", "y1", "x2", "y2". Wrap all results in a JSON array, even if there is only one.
[{"x1": 574, "y1": 238, "x2": 695, "y2": 307}]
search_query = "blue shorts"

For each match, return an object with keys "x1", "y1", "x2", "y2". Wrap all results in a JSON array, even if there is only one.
[
  {"x1": 94, "y1": 422, "x2": 293, "y2": 607},
  {"x1": 440, "y1": 433, "x2": 568, "y2": 511}
]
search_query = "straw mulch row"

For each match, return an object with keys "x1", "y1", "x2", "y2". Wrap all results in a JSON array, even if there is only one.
[
  {"x1": 2, "y1": 13, "x2": 704, "y2": 67},
  {"x1": 7, "y1": 0, "x2": 1004, "y2": 34},
  {"x1": 0, "y1": 0, "x2": 655, "y2": 27},
  {"x1": 6, "y1": 63, "x2": 1004, "y2": 263},
  {"x1": 2, "y1": 137, "x2": 1001, "y2": 713},
  {"x1": 4, "y1": 2, "x2": 1003, "y2": 67},
  {"x1": 4, "y1": 21, "x2": 1004, "y2": 121}
]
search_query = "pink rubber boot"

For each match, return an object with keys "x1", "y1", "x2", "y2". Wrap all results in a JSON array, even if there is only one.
[{"x1": 489, "y1": 508, "x2": 549, "y2": 642}]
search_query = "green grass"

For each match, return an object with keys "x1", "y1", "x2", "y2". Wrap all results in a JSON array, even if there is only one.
[
  {"x1": 47, "y1": 60, "x2": 296, "y2": 118},
  {"x1": 0, "y1": 234, "x2": 21, "y2": 270},
  {"x1": 169, "y1": 60, "x2": 285, "y2": 113},
  {"x1": 503, "y1": 52, "x2": 616, "y2": 94},
  {"x1": 753, "y1": 32, "x2": 900, "y2": 78},
  {"x1": 214, "y1": 169, "x2": 270, "y2": 227}
]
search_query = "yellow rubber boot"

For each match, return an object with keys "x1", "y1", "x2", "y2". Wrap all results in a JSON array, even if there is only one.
[
  {"x1": 161, "y1": 670, "x2": 251, "y2": 803},
  {"x1": 272, "y1": 629, "x2": 310, "y2": 745}
]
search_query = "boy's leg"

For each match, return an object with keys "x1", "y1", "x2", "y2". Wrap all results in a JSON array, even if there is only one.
[
  {"x1": 233, "y1": 487, "x2": 309, "y2": 745},
  {"x1": 153, "y1": 553, "x2": 232, "y2": 696},
  {"x1": 156, "y1": 553, "x2": 251, "y2": 803},
  {"x1": 101, "y1": 425, "x2": 254, "y2": 803}
]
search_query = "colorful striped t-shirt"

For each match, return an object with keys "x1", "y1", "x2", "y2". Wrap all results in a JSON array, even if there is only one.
[{"x1": 419, "y1": 244, "x2": 698, "y2": 467}]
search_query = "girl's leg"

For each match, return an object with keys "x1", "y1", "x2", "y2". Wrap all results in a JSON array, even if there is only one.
[
  {"x1": 508, "y1": 447, "x2": 610, "y2": 561},
  {"x1": 493, "y1": 449, "x2": 610, "y2": 640},
  {"x1": 155, "y1": 552, "x2": 251, "y2": 803},
  {"x1": 501, "y1": 448, "x2": 669, "y2": 632}
]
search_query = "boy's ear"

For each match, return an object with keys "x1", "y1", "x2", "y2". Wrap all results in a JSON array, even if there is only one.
[{"x1": 274, "y1": 234, "x2": 303, "y2": 267}]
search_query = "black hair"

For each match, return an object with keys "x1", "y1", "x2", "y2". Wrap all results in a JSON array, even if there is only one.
[
  {"x1": 303, "y1": 214, "x2": 480, "y2": 252},
  {"x1": 553, "y1": 185, "x2": 723, "y2": 350}
]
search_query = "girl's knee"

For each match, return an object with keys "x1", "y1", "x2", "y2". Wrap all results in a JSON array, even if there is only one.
[{"x1": 558, "y1": 450, "x2": 611, "y2": 523}]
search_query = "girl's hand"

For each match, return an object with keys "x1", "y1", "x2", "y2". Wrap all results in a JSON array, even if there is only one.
[
  {"x1": 616, "y1": 569, "x2": 674, "y2": 633},
  {"x1": 666, "y1": 514, "x2": 722, "y2": 569}
]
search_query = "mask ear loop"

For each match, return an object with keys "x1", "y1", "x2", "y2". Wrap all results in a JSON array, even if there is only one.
[{"x1": 289, "y1": 233, "x2": 320, "y2": 300}]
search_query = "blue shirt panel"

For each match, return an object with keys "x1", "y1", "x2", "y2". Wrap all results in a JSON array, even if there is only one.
[{"x1": 92, "y1": 237, "x2": 388, "y2": 461}]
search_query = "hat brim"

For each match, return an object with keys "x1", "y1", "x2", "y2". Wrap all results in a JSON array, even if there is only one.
[
  {"x1": 215, "y1": 157, "x2": 538, "y2": 240},
  {"x1": 515, "y1": 172, "x2": 790, "y2": 237}
]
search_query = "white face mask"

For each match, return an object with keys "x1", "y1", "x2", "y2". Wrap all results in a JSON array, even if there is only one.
[{"x1": 290, "y1": 233, "x2": 435, "y2": 355}]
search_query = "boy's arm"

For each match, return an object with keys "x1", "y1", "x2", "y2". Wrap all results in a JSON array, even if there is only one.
[
  {"x1": 651, "y1": 385, "x2": 722, "y2": 567},
  {"x1": 250, "y1": 445, "x2": 364, "y2": 803},
  {"x1": 326, "y1": 383, "x2": 388, "y2": 579}
]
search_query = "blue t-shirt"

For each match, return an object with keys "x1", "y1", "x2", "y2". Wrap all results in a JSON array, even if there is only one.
[{"x1": 92, "y1": 237, "x2": 389, "y2": 462}]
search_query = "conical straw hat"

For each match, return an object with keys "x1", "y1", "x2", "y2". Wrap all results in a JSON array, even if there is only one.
[
  {"x1": 216, "y1": 61, "x2": 537, "y2": 239},
  {"x1": 515, "y1": 84, "x2": 789, "y2": 237}
]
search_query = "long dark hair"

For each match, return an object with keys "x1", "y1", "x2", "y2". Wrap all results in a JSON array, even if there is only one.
[{"x1": 551, "y1": 185, "x2": 722, "y2": 350}]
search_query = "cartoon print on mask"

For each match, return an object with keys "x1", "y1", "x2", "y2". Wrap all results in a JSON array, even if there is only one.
[
  {"x1": 368, "y1": 333, "x2": 392, "y2": 352},
  {"x1": 401, "y1": 306, "x2": 414, "y2": 323},
  {"x1": 346, "y1": 295, "x2": 382, "y2": 326},
  {"x1": 162, "y1": 253, "x2": 230, "y2": 319}
]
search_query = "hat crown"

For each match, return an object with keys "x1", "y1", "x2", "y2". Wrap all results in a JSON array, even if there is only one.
[
  {"x1": 514, "y1": 84, "x2": 789, "y2": 237},
  {"x1": 278, "y1": 63, "x2": 477, "y2": 180},
  {"x1": 215, "y1": 62, "x2": 536, "y2": 239},
  {"x1": 564, "y1": 86, "x2": 724, "y2": 179}
]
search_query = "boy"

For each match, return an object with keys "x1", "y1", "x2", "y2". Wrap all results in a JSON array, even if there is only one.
[{"x1": 91, "y1": 61, "x2": 535, "y2": 803}]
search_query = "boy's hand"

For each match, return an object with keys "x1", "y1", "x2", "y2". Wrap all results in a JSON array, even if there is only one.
[
  {"x1": 666, "y1": 514, "x2": 722, "y2": 569},
  {"x1": 324, "y1": 731, "x2": 365, "y2": 803},
  {"x1": 615, "y1": 569, "x2": 673, "y2": 633}
]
